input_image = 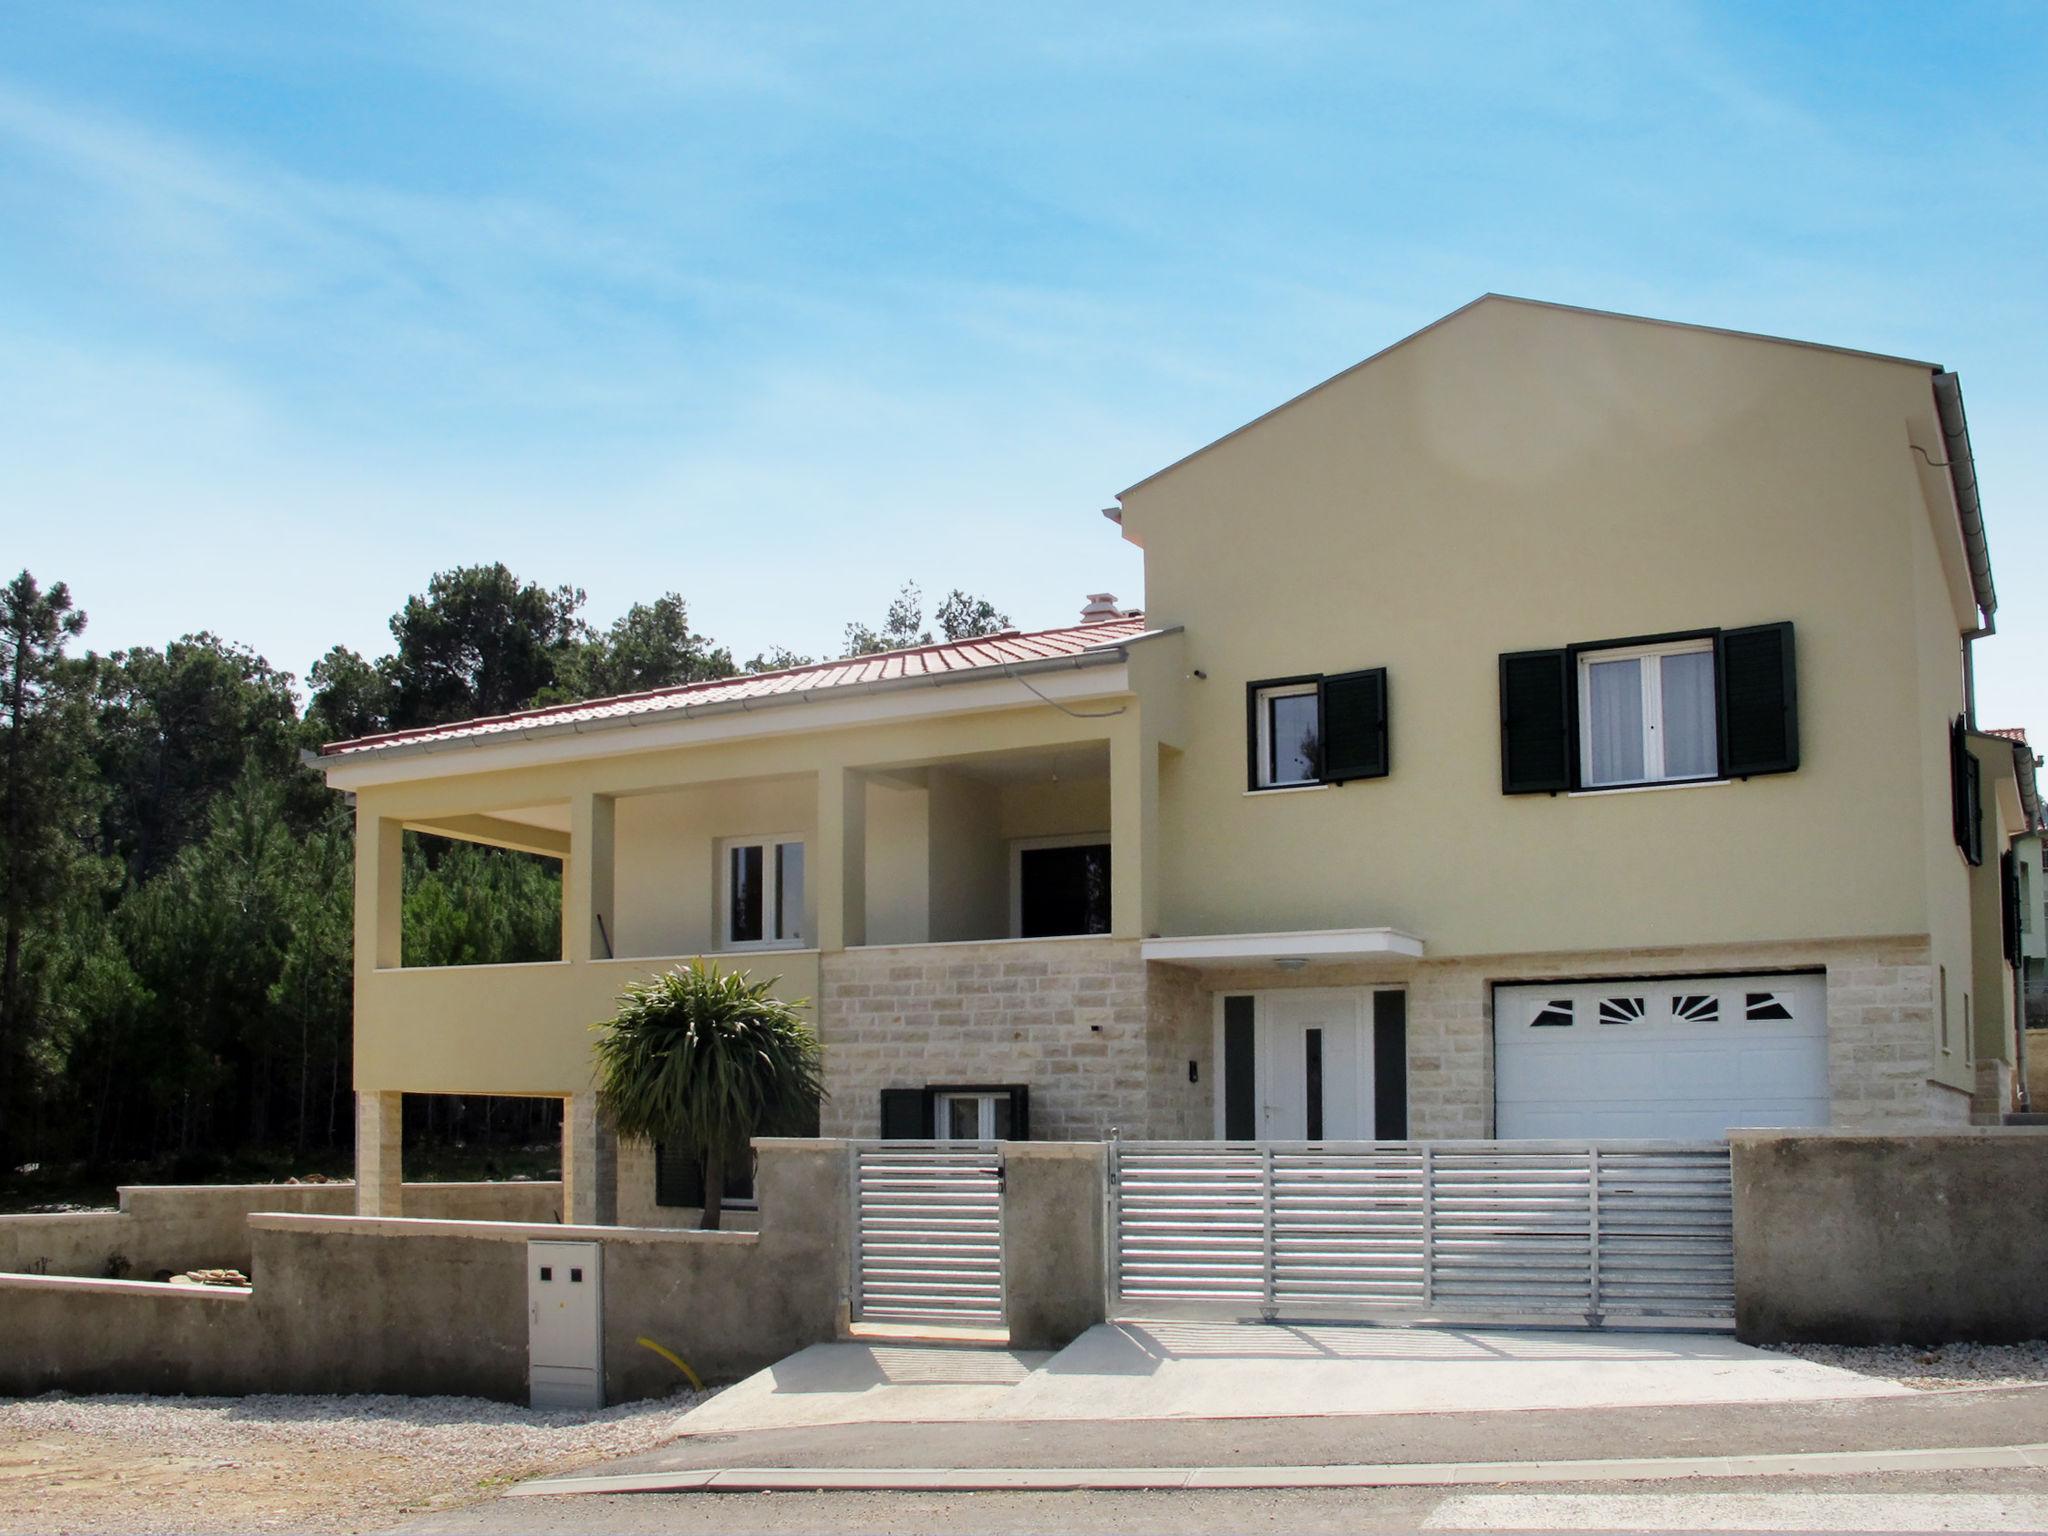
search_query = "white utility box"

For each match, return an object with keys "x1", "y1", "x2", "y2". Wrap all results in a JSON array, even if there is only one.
[{"x1": 527, "y1": 1239, "x2": 603, "y2": 1409}]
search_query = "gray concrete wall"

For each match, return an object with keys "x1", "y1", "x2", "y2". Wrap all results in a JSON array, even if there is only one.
[
  {"x1": 0, "y1": 1276, "x2": 263, "y2": 1396},
  {"x1": 1002, "y1": 1142, "x2": 1106, "y2": 1351},
  {"x1": 0, "y1": 1147, "x2": 844, "y2": 1402},
  {"x1": 1733, "y1": 1129, "x2": 2048, "y2": 1343},
  {"x1": 0, "y1": 1181, "x2": 561, "y2": 1280}
]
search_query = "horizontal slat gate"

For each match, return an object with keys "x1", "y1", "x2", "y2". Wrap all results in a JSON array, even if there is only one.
[
  {"x1": 1111, "y1": 1141, "x2": 1733, "y2": 1328},
  {"x1": 851, "y1": 1143, "x2": 1005, "y2": 1326}
]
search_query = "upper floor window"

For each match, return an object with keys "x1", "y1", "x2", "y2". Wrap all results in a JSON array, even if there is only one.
[
  {"x1": 1578, "y1": 639, "x2": 1718, "y2": 788},
  {"x1": 1246, "y1": 668, "x2": 1389, "y2": 791},
  {"x1": 1501, "y1": 622, "x2": 1797, "y2": 795},
  {"x1": 1253, "y1": 680, "x2": 1321, "y2": 787},
  {"x1": 721, "y1": 835, "x2": 805, "y2": 948}
]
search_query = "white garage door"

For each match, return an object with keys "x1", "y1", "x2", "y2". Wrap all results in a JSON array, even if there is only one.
[{"x1": 1495, "y1": 974, "x2": 1828, "y2": 1139}]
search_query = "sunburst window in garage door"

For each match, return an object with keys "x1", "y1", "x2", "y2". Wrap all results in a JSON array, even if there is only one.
[{"x1": 1494, "y1": 974, "x2": 1827, "y2": 1138}]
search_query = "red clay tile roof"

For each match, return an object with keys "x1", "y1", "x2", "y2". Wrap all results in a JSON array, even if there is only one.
[
  {"x1": 322, "y1": 615, "x2": 1152, "y2": 758},
  {"x1": 1984, "y1": 726, "x2": 2030, "y2": 744}
]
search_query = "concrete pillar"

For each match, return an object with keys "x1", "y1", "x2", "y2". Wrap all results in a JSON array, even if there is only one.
[
  {"x1": 1109, "y1": 717, "x2": 1157, "y2": 940},
  {"x1": 562, "y1": 1092, "x2": 618, "y2": 1226},
  {"x1": 355, "y1": 1090, "x2": 404, "y2": 1217},
  {"x1": 814, "y1": 765, "x2": 867, "y2": 952},
  {"x1": 353, "y1": 812, "x2": 403, "y2": 972},
  {"x1": 564, "y1": 792, "x2": 617, "y2": 963},
  {"x1": 1001, "y1": 1142, "x2": 1107, "y2": 1350}
]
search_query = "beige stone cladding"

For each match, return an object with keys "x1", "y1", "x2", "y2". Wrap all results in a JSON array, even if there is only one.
[
  {"x1": 1141, "y1": 960, "x2": 1213, "y2": 1138},
  {"x1": 1197, "y1": 938, "x2": 1955, "y2": 1137},
  {"x1": 817, "y1": 937, "x2": 1155, "y2": 1140}
]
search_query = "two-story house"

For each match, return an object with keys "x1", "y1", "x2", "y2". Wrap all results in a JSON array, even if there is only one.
[{"x1": 323, "y1": 295, "x2": 2033, "y2": 1223}]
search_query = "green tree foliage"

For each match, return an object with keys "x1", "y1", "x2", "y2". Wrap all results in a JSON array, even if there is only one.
[
  {"x1": 843, "y1": 582, "x2": 1012, "y2": 656},
  {"x1": 593, "y1": 959, "x2": 823, "y2": 1229},
  {"x1": 304, "y1": 645, "x2": 393, "y2": 744},
  {"x1": 93, "y1": 634, "x2": 311, "y2": 883},
  {"x1": 385, "y1": 563, "x2": 589, "y2": 729},
  {"x1": 935, "y1": 589, "x2": 1012, "y2": 641},
  {"x1": 3, "y1": 560, "x2": 1007, "y2": 1184},
  {"x1": 743, "y1": 645, "x2": 815, "y2": 674},
  {"x1": 544, "y1": 593, "x2": 734, "y2": 702},
  {"x1": 401, "y1": 835, "x2": 563, "y2": 969},
  {"x1": 0, "y1": 572, "x2": 110, "y2": 1161}
]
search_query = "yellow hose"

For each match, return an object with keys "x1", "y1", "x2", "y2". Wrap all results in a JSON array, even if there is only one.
[{"x1": 635, "y1": 1335, "x2": 705, "y2": 1391}]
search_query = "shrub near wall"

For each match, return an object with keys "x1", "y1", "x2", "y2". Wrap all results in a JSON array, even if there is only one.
[{"x1": 1732, "y1": 1130, "x2": 2048, "y2": 1343}]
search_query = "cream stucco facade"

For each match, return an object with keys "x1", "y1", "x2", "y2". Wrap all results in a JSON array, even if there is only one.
[{"x1": 326, "y1": 296, "x2": 2031, "y2": 1219}]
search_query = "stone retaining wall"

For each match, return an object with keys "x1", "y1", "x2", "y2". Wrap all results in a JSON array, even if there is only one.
[{"x1": 0, "y1": 1145, "x2": 843, "y2": 1402}]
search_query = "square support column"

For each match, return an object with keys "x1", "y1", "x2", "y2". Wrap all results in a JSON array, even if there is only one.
[
  {"x1": 354, "y1": 812, "x2": 404, "y2": 973},
  {"x1": 564, "y1": 792, "x2": 617, "y2": 963},
  {"x1": 563, "y1": 1091, "x2": 618, "y2": 1226},
  {"x1": 814, "y1": 764, "x2": 867, "y2": 952},
  {"x1": 1109, "y1": 717, "x2": 1158, "y2": 940},
  {"x1": 355, "y1": 1090, "x2": 404, "y2": 1217}
]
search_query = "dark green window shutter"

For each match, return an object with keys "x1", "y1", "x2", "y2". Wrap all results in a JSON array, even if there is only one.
[
  {"x1": 1372, "y1": 990, "x2": 1408, "y2": 1140},
  {"x1": 1952, "y1": 718, "x2": 1984, "y2": 867},
  {"x1": 1500, "y1": 649, "x2": 1572, "y2": 794},
  {"x1": 1319, "y1": 668, "x2": 1389, "y2": 783},
  {"x1": 2004, "y1": 851, "x2": 2021, "y2": 962},
  {"x1": 1718, "y1": 622, "x2": 1799, "y2": 777},
  {"x1": 654, "y1": 1142, "x2": 703, "y2": 1208},
  {"x1": 1005, "y1": 1086, "x2": 1031, "y2": 1141},
  {"x1": 879, "y1": 1088, "x2": 934, "y2": 1139}
]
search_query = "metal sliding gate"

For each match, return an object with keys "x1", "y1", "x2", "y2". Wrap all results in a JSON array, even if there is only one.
[
  {"x1": 1110, "y1": 1140, "x2": 1735, "y2": 1329},
  {"x1": 849, "y1": 1143, "x2": 1005, "y2": 1327}
]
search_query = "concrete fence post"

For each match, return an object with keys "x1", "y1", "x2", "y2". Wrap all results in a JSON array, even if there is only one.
[{"x1": 1000, "y1": 1141, "x2": 1107, "y2": 1351}]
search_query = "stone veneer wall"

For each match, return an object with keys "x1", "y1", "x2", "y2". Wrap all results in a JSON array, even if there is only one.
[
  {"x1": 1198, "y1": 938, "x2": 1967, "y2": 1137},
  {"x1": 1142, "y1": 960, "x2": 1213, "y2": 1138},
  {"x1": 817, "y1": 937, "x2": 1156, "y2": 1139}
]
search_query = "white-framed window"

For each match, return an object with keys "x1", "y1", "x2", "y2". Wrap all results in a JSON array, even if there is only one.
[
  {"x1": 1577, "y1": 638, "x2": 1718, "y2": 788},
  {"x1": 1253, "y1": 680, "x2": 1321, "y2": 788},
  {"x1": 935, "y1": 1091, "x2": 1013, "y2": 1142},
  {"x1": 718, "y1": 835, "x2": 806, "y2": 949}
]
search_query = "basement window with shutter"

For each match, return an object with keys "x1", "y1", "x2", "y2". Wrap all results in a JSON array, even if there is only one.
[
  {"x1": 1246, "y1": 668, "x2": 1389, "y2": 791},
  {"x1": 1501, "y1": 623, "x2": 1798, "y2": 795}
]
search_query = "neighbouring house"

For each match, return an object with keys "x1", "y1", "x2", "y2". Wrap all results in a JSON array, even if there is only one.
[
  {"x1": 321, "y1": 295, "x2": 2039, "y2": 1224},
  {"x1": 1989, "y1": 729, "x2": 2048, "y2": 1028}
]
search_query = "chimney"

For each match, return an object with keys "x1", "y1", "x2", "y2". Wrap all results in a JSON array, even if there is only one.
[{"x1": 1080, "y1": 593, "x2": 1123, "y2": 624}]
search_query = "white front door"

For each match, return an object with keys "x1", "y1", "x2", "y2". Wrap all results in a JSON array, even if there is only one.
[{"x1": 1260, "y1": 990, "x2": 1372, "y2": 1140}]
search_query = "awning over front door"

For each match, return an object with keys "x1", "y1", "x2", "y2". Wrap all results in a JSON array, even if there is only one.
[{"x1": 1139, "y1": 927, "x2": 1424, "y2": 969}]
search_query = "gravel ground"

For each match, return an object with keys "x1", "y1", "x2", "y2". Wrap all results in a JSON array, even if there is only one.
[
  {"x1": 0, "y1": 1387, "x2": 714, "y2": 1535},
  {"x1": 1769, "y1": 1340, "x2": 2048, "y2": 1390}
]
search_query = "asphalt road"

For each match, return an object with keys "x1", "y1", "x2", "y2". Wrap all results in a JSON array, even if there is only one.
[
  {"x1": 394, "y1": 1467, "x2": 2048, "y2": 1535},
  {"x1": 541, "y1": 1383, "x2": 2048, "y2": 1476},
  {"x1": 389, "y1": 1387, "x2": 2048, "y2": 1534}
]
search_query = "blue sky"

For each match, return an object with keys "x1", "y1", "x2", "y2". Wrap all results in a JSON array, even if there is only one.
[{"x1": 4, "y1": 3, "x2": 2043, "y2": 730}]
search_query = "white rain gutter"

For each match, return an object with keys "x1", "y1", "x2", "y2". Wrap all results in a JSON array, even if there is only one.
[{"x1": 1933, "y1": 371, "x2": 1996, "y2": 727}]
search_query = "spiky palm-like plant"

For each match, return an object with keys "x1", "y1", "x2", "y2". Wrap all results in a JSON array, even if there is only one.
[{"x1": 593, "y1": 959, "x2": 824, "y2": 1230}]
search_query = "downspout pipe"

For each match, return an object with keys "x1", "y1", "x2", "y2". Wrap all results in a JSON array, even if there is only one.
[{"x1": 1934, "y1": 370, "x2": 1997, "y2": 727}]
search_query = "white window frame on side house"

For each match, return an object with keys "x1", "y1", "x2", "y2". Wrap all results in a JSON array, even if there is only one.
[
  {"x1": 1576, "y1": 637, "x2": 1719, "y2": 789},
  {"x1": 717, "y1": 834, "x2": 807, "y2": 950},
  {"x1": 1252, "y1": 680, "x2": 1322, "y2": 789}
]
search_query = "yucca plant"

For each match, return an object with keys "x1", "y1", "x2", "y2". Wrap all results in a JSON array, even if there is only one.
[{"x1": 593, "y1": 959, "x2": 824, "y2": 1230}]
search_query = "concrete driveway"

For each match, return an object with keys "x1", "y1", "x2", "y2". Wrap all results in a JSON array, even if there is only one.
[{"x1": 671, "y1": 1322, "x2": 1904, "y2": 1437}]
